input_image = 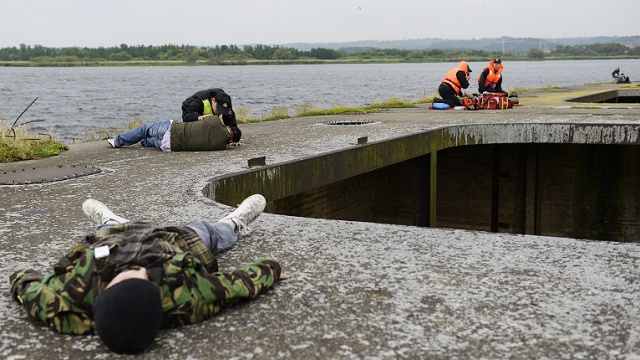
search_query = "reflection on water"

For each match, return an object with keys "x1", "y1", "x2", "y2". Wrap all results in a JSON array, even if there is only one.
[{"x1": 0, "y1": 59, "x2": 637, "y2": 143}]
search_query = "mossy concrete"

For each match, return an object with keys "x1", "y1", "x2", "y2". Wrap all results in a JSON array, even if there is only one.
[{"x1": 1, "y1": 83, "x2": 639, "y2": 359}]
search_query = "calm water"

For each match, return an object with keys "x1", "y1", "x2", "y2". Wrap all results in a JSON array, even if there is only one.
[{"x1": 1, "y1": 59, "x2": 638, "y2": 143}]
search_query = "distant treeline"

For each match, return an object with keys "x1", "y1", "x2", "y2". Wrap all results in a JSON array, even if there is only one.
[
  {"x1": 551, "y1": 43, "x2": 639, "y2": 56},
  {"x1": 0, "y1": 42, "x2": 637, "y2": 65}
]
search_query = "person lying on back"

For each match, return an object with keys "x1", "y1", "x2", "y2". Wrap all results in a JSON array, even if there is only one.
[{"x1": 10, "y1": 194, "x2": 287, "y2": 354}]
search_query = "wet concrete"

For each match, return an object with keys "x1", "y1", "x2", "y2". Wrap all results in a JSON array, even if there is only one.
[
  {"x1": 0, "y1": 165, "x2": 101, "y2": 185},
  {"x1": 1, "y1": 83, "x2": 640, "y2": 359}
]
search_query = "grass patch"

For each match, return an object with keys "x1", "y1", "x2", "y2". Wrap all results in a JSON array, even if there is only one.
[
  {"x1": 1, "y1": 117, "x2": 68, "y2": 162},
  {"x1": 261, "y1": 106, "x2": 291, "y2": 121},
  {"x1": 297, "y1": 106, "x2": 372, "y2": 117},
  {"x1": 369, "y1": 97, "x2": 417, "y2": 109},
  {"x1": 511, "y1": 85, "x2": 561, "y2": 93},
  {"x1": 295, "y1": 96, "x2": 418, "y2": 117},
  {"x1": 297, "y1": 107, "x2": 371, "y2": 116},
  {"x1": 234, "y1": 107, "x2": 260, "y2": 124},
  {"x1": 82, "y1": 117, "x2": 145, "y2": 142},
  {"x1": 416, "y1": 95, "x2": 435, "y2": 104},
  {"x1": 229, "y1": 96, "x2": 420, "y2": 122}
]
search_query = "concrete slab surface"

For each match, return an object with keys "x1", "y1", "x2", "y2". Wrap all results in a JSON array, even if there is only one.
[{"x1": 1, "y1": 84, "x2": 640, "y2": 359}]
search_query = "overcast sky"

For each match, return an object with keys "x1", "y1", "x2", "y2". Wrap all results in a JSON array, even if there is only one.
[{"x1": 1, "y1": 0, "x2": 638, "y2": 48}]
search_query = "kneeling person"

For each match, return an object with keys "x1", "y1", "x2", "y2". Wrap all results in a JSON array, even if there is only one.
[
  {"x1": 478, "y1": 58, "x2": 507, "y2": 96},
  {"x1": 438, "y1": 60, "x2": 472, "y2": 107}
]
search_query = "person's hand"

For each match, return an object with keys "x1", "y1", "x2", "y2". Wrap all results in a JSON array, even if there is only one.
[
  {"x1": 229, "y1": 142, "x2": 246, "y2": 147},
  {"x1": 279, "y1": 272, "x2": 289, "y2": 280},
  {"x1": 197, "y1": 114, "x2": 213, "y2": 120}
]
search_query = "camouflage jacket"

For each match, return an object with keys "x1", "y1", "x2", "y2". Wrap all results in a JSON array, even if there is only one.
[{"x1": 9, "y1": 221, "x2": 282, "y2": 335}]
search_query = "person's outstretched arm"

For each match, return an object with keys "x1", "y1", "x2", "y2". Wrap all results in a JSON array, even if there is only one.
[
  {"x1": 10, "y1": 266, "x2": 95, "y2": 335},
  {"x1": 162, "y1": 258, "x2": 287, "y2": 327}
]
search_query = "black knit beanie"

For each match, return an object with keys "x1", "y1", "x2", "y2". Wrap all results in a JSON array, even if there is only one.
[
  {"x1": 93, "y1": 278, "x2": 163, "y2": 354},
  {"x1": 230, "y1": 126, "x2": 242, "y2": 143}
]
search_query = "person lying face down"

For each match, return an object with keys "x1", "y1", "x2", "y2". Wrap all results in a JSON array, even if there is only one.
[{"x1": 107, "y1": 116, "x2": 244, "y2": 151}]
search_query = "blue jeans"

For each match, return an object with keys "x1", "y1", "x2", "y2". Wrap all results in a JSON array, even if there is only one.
[
  {"x1": 114, "y1": 120, "x2": 171, "y2": 149},
  {"x1": 186, "y1": 221, "x2": 238, "y2": 254},
  {"x1": 97, "y1": 221, "x2": 237, "y2": 254}
]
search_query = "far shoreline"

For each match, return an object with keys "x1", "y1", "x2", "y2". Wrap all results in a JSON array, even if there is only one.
[{"x1": 1, "y1": 56, "x2": 639, "y2": 68}]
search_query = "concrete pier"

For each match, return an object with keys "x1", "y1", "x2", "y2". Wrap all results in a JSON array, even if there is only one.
[{"x1": 1, "y1": 83, "x2": 639, "y2": 359}]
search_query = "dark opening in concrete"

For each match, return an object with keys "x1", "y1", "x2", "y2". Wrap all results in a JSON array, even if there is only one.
[
  {"x1": 568, "y1": 89, "x2": 640, "y2": 103},
  {"x1": 205, "y1": 123, "x2": 640, "y2": 243}
]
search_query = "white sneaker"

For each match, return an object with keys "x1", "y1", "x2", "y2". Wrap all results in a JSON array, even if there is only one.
[
  {"x1": 82, "y1": 199, "x2": 129, "y2": 225},
  {"x1": 107, "y1": 138, "x2": 118, "y2": 148},
  {"x1": 219, "y1": 194, "x2": 266, "y2": 235}
]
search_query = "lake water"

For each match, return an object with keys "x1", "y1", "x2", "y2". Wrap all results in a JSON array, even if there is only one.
[{"x1": 1, "y1": 59, "x2": 638, "y2": 143}]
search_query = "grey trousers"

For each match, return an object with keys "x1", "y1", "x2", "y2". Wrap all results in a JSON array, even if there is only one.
[
  {"x1": 186, "y1": 220, "x2": 237, "y2": 254},
  {"x1": 98, "y1": 220, "x2": 237, "y2": 255}
]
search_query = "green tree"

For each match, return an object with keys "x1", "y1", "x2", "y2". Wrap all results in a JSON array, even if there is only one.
[
  {"x1": 628, "y1": 46, "x2": 640, "y2": 56},
  {"x1": 308, "y1": 47, "x2": 340, "y2": 60},
  {"x1": 186, "y1": 49, "x2": 199, "y2": 63},
  {"x1": 407, "y1": 50, "x2": 426, "y2": 59},
  {"x1": 527, "y1": 48, "x2": 545, "y2": 59},
  {"x1": 110, "y1": 51, "x2": 132, "y2": 61},
  {"x1": 272, "y1": 47, "x2": 298, "y2": 60}
]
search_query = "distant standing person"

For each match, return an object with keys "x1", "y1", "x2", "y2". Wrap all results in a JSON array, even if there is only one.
[
  {"x1": 478, "y1": 58, "x2": 508, "y2": 96},
  {"x1": 438, "y1": 61, "x2": 472, "y2": 107},
  {"x1": 182, "y1": 88, "x2": 238, "y2": 127}
]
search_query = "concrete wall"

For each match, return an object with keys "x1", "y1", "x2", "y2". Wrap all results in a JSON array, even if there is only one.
[
  {"x1": 436, "y1": 143, "x2": 640, "y2": 242},
  {"x1": 271, "y1": 156, "x2": 430, "y2": 227},
  {"x1": 206, "y1": 123, "x2": 640, "y2": 243},
  {"x1": 216, "y1": 142, "x2": 640, "y2": 242}
]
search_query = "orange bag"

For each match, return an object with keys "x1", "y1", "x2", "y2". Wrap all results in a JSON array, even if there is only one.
[
  {"x1": 478, "y1": 94, "x2": 514, "y2": 109},
  {"x1": 461, "y1": 98, "x2": 475, "y2": 107}
]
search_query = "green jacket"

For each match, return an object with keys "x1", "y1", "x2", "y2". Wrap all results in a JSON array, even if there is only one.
[
  {"x1": 170, "y1": 116, "x2": 230, "y2": 151},
  {"x1": 9, "y1": 222, "x2": 282, "y2": 335}
]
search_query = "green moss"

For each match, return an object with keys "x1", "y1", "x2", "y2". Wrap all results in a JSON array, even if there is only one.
[
  {"x1": 368, "y1": 97, "x2": 417, "y2": 109},
  {"x1": 0, "y1": 139, "x2": 67, "y2": 162},
  {"x1": 297, "y1": 107, "x2": 372, "y2": 117}
]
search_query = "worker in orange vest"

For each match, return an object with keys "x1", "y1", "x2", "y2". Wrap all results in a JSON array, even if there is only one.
[{"x1": 438, "y1": 61, "x2": 472, "y2": 107}]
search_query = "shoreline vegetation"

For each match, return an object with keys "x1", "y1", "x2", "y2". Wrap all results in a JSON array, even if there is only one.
[
  {"x1": 0, "y1": 118, "x2": 68, "y2": 162},
  {"x1": 7, "y1": 82, "x2": 640, "y2": 163},
  {"x1": 2, "y1": 40, "x2": 638, "y2": 162},
  {"x1": 2, "y1": 89, "x2": 568, "y2": 163},
  {"x1": 0, "y1": 98, "x2": 418, "y2": 162},
  {"x1": 10, "y1": 81, "x2": 637, "y2": 163},
  {"x1": 1, "y1": 96, "x2": 442, "y2": 162},
  {"x1": 0, "y1": 42, "x2": 638, "y2": 67}
]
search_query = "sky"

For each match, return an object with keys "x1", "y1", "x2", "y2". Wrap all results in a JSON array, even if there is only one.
[{"x1": 1, "y1": 0, "x2": 639, "y2": 48}]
